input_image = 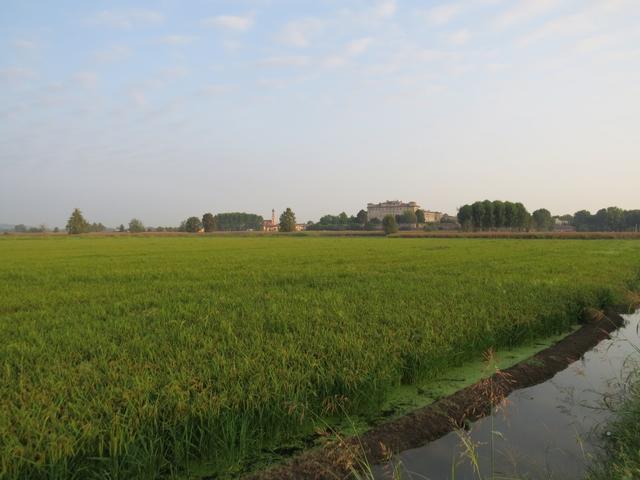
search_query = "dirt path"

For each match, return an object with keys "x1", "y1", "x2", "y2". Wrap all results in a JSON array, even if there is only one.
[{"x1": 244, "y1": 307, "x2": 628, "y2": 480}]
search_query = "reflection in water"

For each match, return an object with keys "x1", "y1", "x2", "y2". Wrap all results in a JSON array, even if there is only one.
[{"x1": 374, "y1": 310, "x2": 640, "y2": 480}]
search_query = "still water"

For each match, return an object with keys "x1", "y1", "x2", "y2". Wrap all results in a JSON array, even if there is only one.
[{"x1": 374, "y1": 310, "x2": 640, "y2": 480}]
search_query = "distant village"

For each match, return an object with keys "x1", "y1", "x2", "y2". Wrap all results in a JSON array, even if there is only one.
[{"x1": 5, "y1": 200, "x2": 640, "y2": 234}]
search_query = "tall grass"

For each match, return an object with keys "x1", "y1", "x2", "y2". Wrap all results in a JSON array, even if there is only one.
[{"x1": 1, "y1": 236, "x2": 639, "y2": 478}]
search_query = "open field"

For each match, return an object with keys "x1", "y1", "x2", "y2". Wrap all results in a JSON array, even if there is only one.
[{"x1": 1, "y1": 236, "x2": 640, "y2": 479}]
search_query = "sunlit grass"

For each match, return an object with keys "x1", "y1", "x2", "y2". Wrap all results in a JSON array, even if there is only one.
[{"x1": 1, "y1": 236, "x2": 639, "y2": 479}]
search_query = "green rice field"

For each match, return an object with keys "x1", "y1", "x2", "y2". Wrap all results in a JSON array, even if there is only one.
[{"x1": 1, "y1": 235, "x2": 640, "y2": 479}]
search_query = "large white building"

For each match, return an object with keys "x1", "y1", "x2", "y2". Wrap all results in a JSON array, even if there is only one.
[
  {"x1": 367, "y1": 200, "x2": 420, "y2": 221},
  {"x1": 366, "y1": 200, "x2": 443, "y2": 223}
]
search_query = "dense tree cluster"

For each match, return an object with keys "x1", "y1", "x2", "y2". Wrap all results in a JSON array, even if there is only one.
[
  {"x1": 206, "y1": 212, "x2": 263, "y2": 231},
  {"x1": 306, "y1": 210, "x2": 369, "y2": 230},
  {"x1": 572, "y1": 207, "x2": 640, "y2": 232},
  {"x1": 457, "y1": 201, "x2": 531, "y2": 231},
  {"x1": 531, "y1": 209, "x2": 554, "y2": 231}
]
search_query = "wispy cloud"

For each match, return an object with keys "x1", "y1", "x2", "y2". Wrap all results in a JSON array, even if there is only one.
[
  {"x1": 371, "y1": 0, "x2": 397, "y2": 20},
  {"x1": 276, "y1": 18, "x2": 324, "y2": 48},
  {"x1": 447, "y1": 29, "x2": 471, "y2": 46},
  {"x1": 425, "y1": 4, "x2": 463, "y2": 26},
  {"x1": 159, "y1": 35, "x2": 195, "y2": 46},
  {"x1": 73, "y1": 72, "x2": 98, "y2": 88},
  {"x1": 203, "y1": 15, "x2": 254, "y2": 32},
  {"x1": 93, "y1": 45, "x2": 132, "y2": 63},
  {"x1": 321, "y1": 38, "x2": 374, "y2": 70},
  {"x1": 12, "y1": 39, "x2": 38, "y2": 50},
  {"x1": 258, "y1": 56, "x2": 311, "y2": 68},
  {"x1": 0, "y1": 66, "x2": 36, "y2": 82},
  {"x1": 495, "y1": 0, "x2": 562, "y2": 29},
  {"x1": 346, "y1": 37, "x2": 373, "y2": 56},
  {"x1": 89, "y1": 9, "x2": 165, "y2": 29},
  {"x1": 518, "y1": 12, "x2": 593, "y2": 46}
]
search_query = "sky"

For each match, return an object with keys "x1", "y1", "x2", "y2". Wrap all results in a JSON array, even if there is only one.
[{"x1": 1, "y1": 0, "x2": 639, "y2": 227}]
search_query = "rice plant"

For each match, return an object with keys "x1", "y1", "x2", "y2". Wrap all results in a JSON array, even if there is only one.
[{"x1": 1, "y1": 235, "x2": 639, "y2": 478}]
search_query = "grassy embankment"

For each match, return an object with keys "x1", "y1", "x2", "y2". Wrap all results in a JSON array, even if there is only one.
[{"x1": 1, "y1": 236, "x2": 639, "y2": 479}]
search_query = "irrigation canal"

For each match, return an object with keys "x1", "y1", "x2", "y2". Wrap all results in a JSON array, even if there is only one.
[{"x1": 374, "y1": 309, "x2": 640, "y2": 479}]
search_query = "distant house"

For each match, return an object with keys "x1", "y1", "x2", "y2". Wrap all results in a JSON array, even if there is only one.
[
  {"x1": 423, "y1": 211, "x2": 444, "y2": 223},
  {"x1": 294, "y1": 223, "x2": 306, "y2": 232},
  {"x1": 262, "y1": 209, "x2": 279, "y2": 232}
]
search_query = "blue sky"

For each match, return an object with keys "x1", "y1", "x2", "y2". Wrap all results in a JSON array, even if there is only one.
[{"x1": 1, "y1": 0, "x2": 639, "y2": 227}]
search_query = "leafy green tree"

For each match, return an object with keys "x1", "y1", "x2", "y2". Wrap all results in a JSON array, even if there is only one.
[
  {"x1": 356, "y1": 209, "x2": 368, "y2": 225},
  {"x1": 624, "y1": 210, "x2": 640, "y2": 231},
  {"x1": 513, "y1": 203, "x2": 531, "y2": 230},
  {"x1": 53, "y1": 227, "x2": 60, "y2": 233},
  {"x1": 213, "y1": 213, "x2": 263, "y2": 231},
  {"x1": 457, "y1": 205, "x2": 473, "y2": 230},
  {"x1": 481, "y1": 200, "x2": 494, "y2": 229},
  {"x1": 415, "y1": 209, "x2": 426, "y2": 224},
  {"x1": 492, "y1": 200, "x2": 505, "y2": 229},
  {"x1": 66, "y1": 209, "x2": 90, "y2": 234},
  {"x1": 184, "y1": 217, "x2": 203, "y2": 233},
  {"x1": 279, "y1": 208, "x2": 296, "y2": 232},
  {"x1": 605, "y1": 207, "x2": 625, "y2": 231},
  {"x1": 14, "y1": 224, "x2": 27, "y2": 233},
  {"x1": 532, "y1": 208, "x2": 553, "y2": 231},
  {"x1": 396, "y1": 209, "x2": 417, "y2": 225},
  {"x1": 503, "y1": 201, "x2": 515, "y2": 228},
  {"x1": 118, "y1": 224, "x2": 125, "y2": 232},
  {"x1": 202, "y1": 213, "x2": 216, "y2": 232},
  {"x1": 89, "y1": 222, "x2": 106, "y2": 233},
  {"x1": 471, "y1": 202, "x2": 484, "y2": 230},
  {"x1": 128, "y1": 218, "x2": 145, "y2": 233},
  {"x1": 382, "y1": 214, "x2": 398, "y2": 234},
  {"x1": 572, "y1": 210, "x2": 593, "y2": 231}
]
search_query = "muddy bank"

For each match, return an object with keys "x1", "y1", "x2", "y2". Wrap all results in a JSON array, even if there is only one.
[{"x1": 244, "y1": 307, "x2": 629, "y2": 480}]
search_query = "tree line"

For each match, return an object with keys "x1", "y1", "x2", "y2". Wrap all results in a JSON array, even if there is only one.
[
  {"x1": 61, "y1": 208, "x2": 299, "y2": 234},
  {"x1": 457, "y1": 200, "x2": 537, "y2": 231},
  {"x1": 572, "y1": 207, "x2": 640, "y2": 232}
]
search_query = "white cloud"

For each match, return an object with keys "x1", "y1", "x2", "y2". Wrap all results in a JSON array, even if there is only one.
[
  {"x1": 346, "y1": 37, "x2": 373, "y2": 56},
  {"x1": 0, "y1": 67, "x2": 36, "y2": 82},
  {"x1": 575, "y1": 34, "x2": 614, "y2": 54},
  {"x1": 160, "y1": 66, "x2": 190, "y2": 80},
  {"x1": 90, "y1": 9, "x2": 165, "y2": 29},
  {"x1": 372, "y1": 0, "x2": 397, "y2": 19},
  {"x1": 93, "y1": 45, "x2": 132, "y2": 63},
  {"x1": 495, "y1": 0, "x2": 562, "y2": 29},
  {"x1": 12, "y1": 39, "x2": 38, "y2": 50},
  {"x1": 203, "y1": 15, "x2": 254, "y2": 32},
  {"x1": 277, "y1": 18, "x2": 324, "y2": 48},
  {"x1": 159, "y1": 35, "x2": 195, "y2": 46},
  {"x1": 447, "y1": 29, "x2": 470, "y2": 46},
  {"x1": 198, "y1": 84, "x2": 232, "y2": 96},
  {"x1": 258, "y1": 56, "x2": 311, "y2": 68},
  {"x1": 320, "y1": 38, "x2": 373, "y2": 70},
  {"x1": 425, "y1": 4, "x2": 463, "y2": 25},
  {"x1": 73, "y1": 72, "x2": 98, "y2": 88},
  {"x1": 129, "y1": 89, "x2": 146, "y2": 107},
  {"x1": 518, "y1": 12, "x2": 593, "y2": 45},
  {"x1": 323, "y1": 55, "x2": 348, "y2": 69}
]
